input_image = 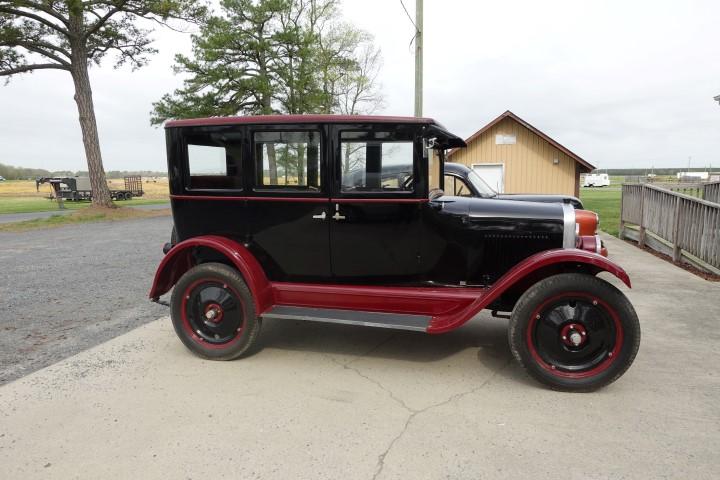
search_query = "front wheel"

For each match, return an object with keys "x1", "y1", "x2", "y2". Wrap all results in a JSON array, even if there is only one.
[
  {"x1": 508, "y1": 273, "x2": 640, "y2": 391},
  {"x1": 170, "y1": 262, "x2": 261, "y2": 360}
]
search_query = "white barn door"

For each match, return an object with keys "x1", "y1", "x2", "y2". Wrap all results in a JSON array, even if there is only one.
[{"x1": 472, "y1": 164, "x2": 505, "y2": 193}]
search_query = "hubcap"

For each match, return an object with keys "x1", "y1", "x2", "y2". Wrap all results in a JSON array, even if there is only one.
[
  {"x1": 528, "y1": 294, "x2": 621, "y2": 377},
  {"x1": 560, "y1": 322, "x2": 588, "y2": 348},
  {"x1": 183, "y1": 280, "x2": 244, "y2": 345}
]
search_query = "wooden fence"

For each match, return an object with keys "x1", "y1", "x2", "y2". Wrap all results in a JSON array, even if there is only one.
[
  {"x1": 620, "y1": 183, "x2": 720, "y2": 273},
  {"x1": 651, "y1": 182, "x2": 704, "y2": 198},
  {"x1": 704, "y1": 181, "x2": 720, "y2": 204}
]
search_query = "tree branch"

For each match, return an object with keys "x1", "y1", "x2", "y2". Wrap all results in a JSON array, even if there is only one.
[
  {"x1": 13, "y1": 41, "x2": 71, "y2": 66},
  {"x1": 0, "y1": 62, "x2": 70, "y2": 76},
  {"x1": 14, "y1": 0, "x2": 71, "y2": 28},
  {"x1": 0, "y1": 6, "x2": 69, "y2": 36},
  {"x1": 83, "y1": 2, "x2": 127, "y2": 39}
]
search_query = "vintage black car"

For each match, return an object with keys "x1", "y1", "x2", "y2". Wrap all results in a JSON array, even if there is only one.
[
  {"x1": 150, "y1": 115, "x2": 640, "y2": 391},
  {"x1": 443, "y1": 162, "x2": 584, "y2": 209}
]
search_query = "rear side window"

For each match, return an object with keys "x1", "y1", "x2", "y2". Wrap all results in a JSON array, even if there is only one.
[
  {"x1": 253, "y1": 131, "x2": 321, "y2": 190},
  {"x1": 186, "y1": 131, "x2": 242, "y2": 190},
  {"x1": 340, "y1": 131, "x2": 414, "y2": 193}
]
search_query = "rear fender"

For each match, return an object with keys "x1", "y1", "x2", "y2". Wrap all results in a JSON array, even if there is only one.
[
  {"x1": 148, "y1": 235, "x2": 273, "y2": 313},
  {"x1": 428, "y1": 249, "x2": 631, "y2": 333}
]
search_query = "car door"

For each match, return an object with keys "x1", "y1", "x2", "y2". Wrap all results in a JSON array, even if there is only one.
[
  {"x1": 244, "y1": 125, "x2": 332, "y2": 282},
  {"x1": 328, "y1": 125, "x2": 424, "y2": 283}
]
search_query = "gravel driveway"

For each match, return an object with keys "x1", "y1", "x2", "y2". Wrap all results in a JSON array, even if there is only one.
[{"x1": 0, "y1": 215, "x2": 172, "y2": 384}]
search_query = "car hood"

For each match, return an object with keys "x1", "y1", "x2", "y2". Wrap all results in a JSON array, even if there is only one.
[{"x1": 495, "y1": 194, "x2": 583, "y2": 210}]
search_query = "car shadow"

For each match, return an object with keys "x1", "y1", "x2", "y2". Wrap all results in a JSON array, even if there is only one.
[{"x1": 254, "y1": 311, "x2": 521, "y2": 376}]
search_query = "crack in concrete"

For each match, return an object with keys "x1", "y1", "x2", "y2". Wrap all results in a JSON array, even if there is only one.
[
  {"x1": 371, "y1": 357, "x2": 513, "y2": 480},
  {"x1": 322, "y1": 333, "x2": 512, "y2": 480}
]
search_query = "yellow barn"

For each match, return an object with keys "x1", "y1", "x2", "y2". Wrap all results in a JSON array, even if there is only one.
[{"x1": 446, "y1": 111, "x2": 595, "y2": 196}]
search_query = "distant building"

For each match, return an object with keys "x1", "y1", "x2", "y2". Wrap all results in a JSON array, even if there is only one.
[
  {"x1": 677, "y1": 171, "x2": 709, "y2": 180},
  {"x1": 446, "y1": 111, "x2": 595, "y2": 196}
]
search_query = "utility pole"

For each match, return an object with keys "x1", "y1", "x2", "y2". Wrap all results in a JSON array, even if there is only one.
[{"x1": 414, "y1": 0, "x2": 423, "y2": 117}]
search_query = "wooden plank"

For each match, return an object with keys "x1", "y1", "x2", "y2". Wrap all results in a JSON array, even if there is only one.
[
  {"x1": 672, "y1": 196, "x2": 681, "y2": 262},
  {"x1": 638, "y1": 185, "x2": 647, "y2": 248}
]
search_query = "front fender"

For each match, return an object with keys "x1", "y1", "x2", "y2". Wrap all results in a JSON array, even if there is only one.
[
  {"x1": 148, "y1": 235, "x2": 273, "y2": 314},
  {"x1": 428, "y1": 249, "x2": 631, "y2": 333}
]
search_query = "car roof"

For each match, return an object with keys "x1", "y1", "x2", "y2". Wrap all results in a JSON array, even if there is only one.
[
  {"x1": 444, "y1": 162, "x2": 472, "y2": 175},
  {"x1": 165, "y1": 114, "x2": 438, "y2": 128}
]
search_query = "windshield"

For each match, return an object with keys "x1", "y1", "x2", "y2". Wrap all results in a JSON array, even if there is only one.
[{"x1": 467, "y1": 170, "x2": 497, "y2": 198}]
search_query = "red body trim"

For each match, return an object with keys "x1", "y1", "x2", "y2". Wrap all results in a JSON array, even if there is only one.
[
  {"x1": 271, "y1": 282, "x2": 484, "y2": 317},
  {"x1": 170, "y1": 195, "x2": 328, "y2": 203},
  {"x1": 150, "y1": 238, "x2": 630, "y2": 334},
  {"x1": 332, "y1": 198, "x2": 428, "y2": 204},
  {"x1": 170, "y1": 195, "x2": 428, "y2": 204}
]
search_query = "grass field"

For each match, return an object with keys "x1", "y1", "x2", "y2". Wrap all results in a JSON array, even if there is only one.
[
  {"x1": 0, "y1": 178, "x2": 169, "y2": 214},
  {"x1": 0, "y1": 206, "x2": 170, "y2": 232},
  {"x1": 580, "y1": 187, "x2": 621, "y2": 237}
]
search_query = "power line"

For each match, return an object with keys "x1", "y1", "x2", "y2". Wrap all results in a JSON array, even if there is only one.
[{"x1": 399, "y1": 0, "x2": 418, "y2": 31}]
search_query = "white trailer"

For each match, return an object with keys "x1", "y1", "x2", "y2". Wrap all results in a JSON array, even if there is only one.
[{"x1": 583, "y1": 173, "x2": 610, "y2": 187}]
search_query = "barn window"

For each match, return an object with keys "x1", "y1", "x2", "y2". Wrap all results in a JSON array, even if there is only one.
[{"x1": 495, "y1": 134, "x2": 516, "y2": 145}]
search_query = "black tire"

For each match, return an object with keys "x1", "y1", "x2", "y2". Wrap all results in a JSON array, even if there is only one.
[
  {"x1": 170, "y1": 262, "x2": 261, "y2": 360},
  {"x1": 508, "y1": 273, "x2": 640, "y2": 392},
  {"x1": 125, "y1": 192, "x2": 133, "y2": 200}
]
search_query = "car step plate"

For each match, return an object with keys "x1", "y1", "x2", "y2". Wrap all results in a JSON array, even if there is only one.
[{"x1": 261, "y1": 306, "x2": 430, "y2": 332}]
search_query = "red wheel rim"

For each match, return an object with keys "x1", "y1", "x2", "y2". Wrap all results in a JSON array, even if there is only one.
[
  {"x1": 180, "y1": 278, "x2": 246, "y2": 349},
  {"x1": 525, "y1": 292, "x2": 623, "y2": 379}
]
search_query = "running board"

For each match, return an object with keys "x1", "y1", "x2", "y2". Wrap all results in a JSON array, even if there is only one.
[{"x1": 261, "y1": 306, "x2": 430, "y2": 332}]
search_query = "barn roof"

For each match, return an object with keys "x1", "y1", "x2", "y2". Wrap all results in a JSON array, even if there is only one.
[{"x1": 448, "y1": 110, "x2": 596, "y2": 173}]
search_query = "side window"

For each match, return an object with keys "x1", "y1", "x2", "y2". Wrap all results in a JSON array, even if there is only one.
[
  {"x1": 444, "y1": 175, "x2": 473, "y2": 197},
  {"x1": 253, "y1": 131, "x2": 321, "y2": 190},
  {"x1": 186, "y1": 131, "x2": 242, "y2": 190},
  {"x1": 340, "y1": 131, "x2": 414, "y2": 193}
]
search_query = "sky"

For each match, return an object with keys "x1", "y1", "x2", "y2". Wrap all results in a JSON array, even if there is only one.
[{"x1": 1, "y1": 0, "x2": 719, "y2": 172}]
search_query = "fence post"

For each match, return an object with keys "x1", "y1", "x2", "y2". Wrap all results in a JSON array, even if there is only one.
[
  {"x1": 619, "y1": 185, "x2": 625, "y2": 239},
  {"x1": 638, "y1": 185, "x2": 646, "y2": 248},
  {"x1": 671, "y1": 196, "x2": 681, "y2": 262}
]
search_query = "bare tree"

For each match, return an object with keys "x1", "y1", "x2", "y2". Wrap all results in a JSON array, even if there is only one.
[{"x1": 0, "y1": 1, "x2": 205, "y2": 207}]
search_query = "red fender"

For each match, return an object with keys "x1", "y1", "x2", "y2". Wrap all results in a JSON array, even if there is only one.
[
  {"x1": 148, "y1": 236, "x2": 274, "y2": 314},
  {"x1": 427, "y1": 249, "x2": 631, "y2": 333}
]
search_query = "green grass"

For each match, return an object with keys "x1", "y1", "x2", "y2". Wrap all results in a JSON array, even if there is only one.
[
  {"x1": 0, "y1": 206, "x2": 170, "y2": 232},
  {"x1": 0, "y1": 197, "x2": 168, "y2": 215},
  {"x1": 580, "y1": 187, "x2": 621, "y2": 237}
]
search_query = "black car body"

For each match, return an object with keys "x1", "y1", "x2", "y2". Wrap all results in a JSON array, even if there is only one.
[
  {"x1": 444, "y1": 162, "x2": 584, "y2": 209},
  {"x1": 150, "y1": 115, "x2": 640, "y2": 391}
]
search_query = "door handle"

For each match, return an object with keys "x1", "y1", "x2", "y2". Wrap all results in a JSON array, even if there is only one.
[
  {"x1": 312, "y1": 211, "x2": 326, "y2": 220},
  {"x1": 333, "y1": 204, "x2": 346, "y2": 221}
]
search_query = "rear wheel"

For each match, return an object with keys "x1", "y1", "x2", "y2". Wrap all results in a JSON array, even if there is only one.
[
  {"x1": 170, "y1": 262, "x2": 261, "y2": 360},
  {"x1": 508, "y1": 273, "x2": 640, "y2": 391}
]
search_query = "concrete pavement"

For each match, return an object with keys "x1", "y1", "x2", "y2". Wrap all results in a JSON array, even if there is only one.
[{"x1": 1, "y1": 234, "x2": 719, "y2": 479}]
